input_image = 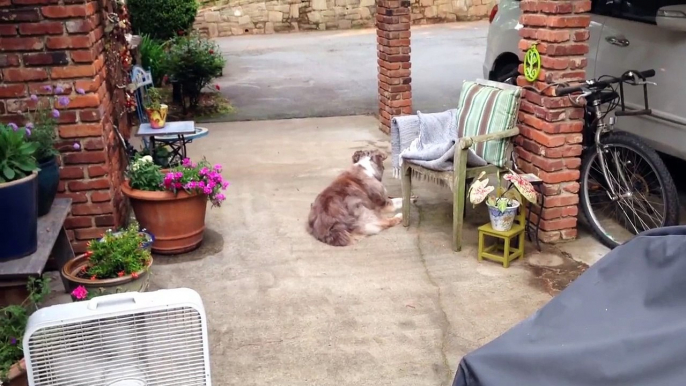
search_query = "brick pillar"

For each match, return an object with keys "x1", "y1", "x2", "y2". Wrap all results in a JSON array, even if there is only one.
[
  {"x1": 516, "y1": 0, "x2": 591, "y2": 242},
  {"x1": 376, "y1": 0, "x2": 411, "y2": 134},
  {"x1": 0, "y1": 0, "x2": 127, "y2": 254}
]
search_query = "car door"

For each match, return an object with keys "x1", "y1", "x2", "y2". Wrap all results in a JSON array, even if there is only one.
[{"x1": 594, "y1": 0, "x2": 686, "y2": 160}]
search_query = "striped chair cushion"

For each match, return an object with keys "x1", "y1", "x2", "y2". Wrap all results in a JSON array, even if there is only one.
[{"x1": 456, "y1": 80, "x2": 522, "y2": 167}]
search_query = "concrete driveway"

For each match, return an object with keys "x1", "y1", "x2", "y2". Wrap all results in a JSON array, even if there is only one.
[
  {"x1": 149, "y1": 116, "x2": 598, "y2": 385},
  {"x1": 213, "y1": 22, "x2": 488, "y2": 121}
]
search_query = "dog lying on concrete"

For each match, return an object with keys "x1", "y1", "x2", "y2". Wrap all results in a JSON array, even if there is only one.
[{"x1": 307, "y1": 150, "x2": 403, "y2": 247}]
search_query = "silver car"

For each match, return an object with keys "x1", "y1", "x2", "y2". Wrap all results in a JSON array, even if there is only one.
[{"x1": 483, "y1": 0, "x2": 686, "y2": 161}]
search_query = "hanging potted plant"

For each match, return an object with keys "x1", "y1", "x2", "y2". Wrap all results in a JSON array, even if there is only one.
[
  {"x1": 0, "y1": 124, "x2": 40, "y2": 261},
  {"x1": 144, "y1": 87, "x2": 168, "y2": 129},
  {"x1": 468, "y1": 170, "x2": 538, "y2": 232},
  {"x1": 62, "y1": 222, "x2": 154, "y2": 300},
  {"x1": 121, "y1": 155, "x2": 229, "y2": 254},
  {"x1": 0, "y1": 277, "x2": 50, "y2": 386},
  {"x1": 24, "y1": 86, "x2": 84, "y2": 217}
]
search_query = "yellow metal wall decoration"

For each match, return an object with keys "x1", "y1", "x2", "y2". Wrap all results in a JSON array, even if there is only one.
[{"x1": 523, "y1": 43, "x2": 541, "y2": 83}]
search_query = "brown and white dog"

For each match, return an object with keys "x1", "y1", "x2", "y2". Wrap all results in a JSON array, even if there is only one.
[{"x1": 307, "y1": 149, "x2": 403, "y2": 247}]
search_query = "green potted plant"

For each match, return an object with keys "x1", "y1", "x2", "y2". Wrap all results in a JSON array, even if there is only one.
[
  {"x1": 0, "y1": 124, "x2": 39, "y2": 261},
  {"x1": 24, "y1": 86, "x2": 83, "y2": 216},
  {"x1": 468, "y1": 170, "x2": 537, "y2": 232},
  {"x1": 0, "y1": 277, "x2": 50, "y2": 386},
  {"x1": 61, "y1": 222, "x2": 154, "y2": 300},
  {"x1": 144, "y1": 87, "x2": 168, "y2": 129},
  {"x1": 121, "y1": 154, "x2": 229, "y2": 254},
  {"x1": 164, "y1": 32, "x2": 225, "y2": 111}
]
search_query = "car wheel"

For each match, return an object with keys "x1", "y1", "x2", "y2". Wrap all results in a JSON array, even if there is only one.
[{"x1": 492, "y1": 62, "x2": 519, "y2": 85}]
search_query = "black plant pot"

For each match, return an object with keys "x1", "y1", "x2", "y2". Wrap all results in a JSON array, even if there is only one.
[
  {"x1": 37, "y1": 156, "x2": 60, "y2": 217},
  {"x1": 171, "y1": 79, "x2": 183, "y2": 104},
  {"x1": 0, "y1": 172, "x2": 38, "y2": 261}
]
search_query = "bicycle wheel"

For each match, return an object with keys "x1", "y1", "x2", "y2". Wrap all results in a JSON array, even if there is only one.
[{"x1": 580, "y1": 132, "x2": 679, "y2": 249}]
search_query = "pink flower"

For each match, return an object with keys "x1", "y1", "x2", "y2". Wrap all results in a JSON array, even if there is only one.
[
  {"x1": 203, "y1": 186, "x2": 212, "y2": 195},
  {"x1": 174, "y1": 171, "x2": 183, "y2": 179},
  {"x1": 182, "y1": 158, "x2": 192, "y2": 167},
  {"x1": 199, "y1": 167, "x2": 209, "y2": 176},
  {"x1": 175, "y1": 182, "x2": 182, "y2": 189},
  {"x1": 213, "y1": 164, "x2": 222, "y2": 172},
  {"x1": 197, "y1": 181, "x2": 205, "y2": 189},
  {"x1": 215, "y1": 193, "x2": 226, "y2": 201},
  {"x1": 165, "y1": 172, "x2": 175, "y2": 180},
  {"x1": 221, "y1": 181, "x2": 230, "y2": 189},
  {"x1": 71, "y1": 285, "x2": 88, "y2": 300}
]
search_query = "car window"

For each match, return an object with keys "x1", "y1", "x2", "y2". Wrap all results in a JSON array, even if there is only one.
[{"x1": 618, "y1": 0, "x2": 686, "y2": 24}]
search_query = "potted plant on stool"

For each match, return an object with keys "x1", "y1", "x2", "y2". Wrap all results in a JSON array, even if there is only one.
[
  {"x1": 61, "y1": 222, "x2": 154, "y2": 301},
  {"x1": 468, "y1": 170, "x2": 537, "y2": 232},
  {"x1": 122, "y1": 155, "x2": 229, "y2": 254},
  {"x1": 24, "y1": 86, "x2": 82, "y2": 216},
  {"x1": 144, "y1": 87, "x2": 168, "y2": 129},
  {"x1": 0, "y1": 124, "x2": 39, "y2": 261}
]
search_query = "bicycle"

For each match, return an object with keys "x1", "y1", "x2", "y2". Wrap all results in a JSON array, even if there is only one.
[{"x1": 555, "y1": 69, "x2": 679, "y2": 249}]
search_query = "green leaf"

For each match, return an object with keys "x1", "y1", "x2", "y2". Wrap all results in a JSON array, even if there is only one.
[{"x1": 2, "y1": 165, "x2": 15, "y2": 180}]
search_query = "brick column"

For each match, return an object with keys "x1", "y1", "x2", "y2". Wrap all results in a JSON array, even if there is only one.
[
  {"x1": 0, "y1": 0, "x2": 127, "y2": 254},
  {"x1": 516, "y1": 0, "x2": 591, "y2": 242},
  {"x1": 376, "y1": 0, "x2": 411, "y2": 134}
]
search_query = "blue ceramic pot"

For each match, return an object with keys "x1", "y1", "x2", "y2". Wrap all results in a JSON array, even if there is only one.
[
  {"x1": 0, "y1": 172, "x2": 38, "y2": 261},
  {"x1": 487, "y1": 200, "x2": 520, "y2": 232},
  {"x1": 37, "y1": 156, "x2": 60, "y2": 217}
]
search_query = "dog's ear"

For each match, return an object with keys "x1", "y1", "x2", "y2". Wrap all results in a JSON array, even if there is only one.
[
  {"x1": 352, "y1": 150, "x2": 365, "y2": 164},
  {"x1": 372, "y1": 153, "x2": 386, "y2": 166}
]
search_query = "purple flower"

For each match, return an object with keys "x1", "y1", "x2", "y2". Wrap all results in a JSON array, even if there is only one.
[
  {"x1": 30, "y1": 94, "x2": 38, "y2": 102},
  {"x1": 76, "y1": 88, "x2": 85, "y2": 95},
  {"x1": 26, "y1": 122, "x2": 34, "y2": 130},
  {"x1": 55, "y1": 86, "x2": 64, "y2": 94},
  {"x1": 10, "y1": 337, "x2": 17, "y2": 345},
  {"x1": 8, "y1": 122, "x2": 18, "y2": 131},
  {"x1": 25, "y1": 127, "x2": 31, "y2": 136},
  {"x1": 73, "y1": 142, "x2": 81, "y2": 150},
  {"x1": 43, "y1": 85, "x2": 53, "y2": 92},
  {"x1": 51, "y1": 109, "x2": 60, "y2": 118},
  {"x1": 58, "y1": 96, "x2": 70, "y2": 107}
]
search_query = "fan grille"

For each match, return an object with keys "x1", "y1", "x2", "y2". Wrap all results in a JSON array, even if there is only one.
[{"x1": 27, "y1": 306, "x2": 208, "y2": 386}]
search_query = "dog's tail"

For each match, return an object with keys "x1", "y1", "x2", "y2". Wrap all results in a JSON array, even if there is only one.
[
  {"x1": 318, "y1": 222, "x2": 352, "y2": 247},
  {"x1": 307, "y1": 215, "x2": 352, "y2": 247}
]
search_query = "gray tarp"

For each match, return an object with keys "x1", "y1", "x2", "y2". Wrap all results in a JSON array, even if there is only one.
[{"x1": 453, "y1": 226, "x2": 686, "y2": 386}]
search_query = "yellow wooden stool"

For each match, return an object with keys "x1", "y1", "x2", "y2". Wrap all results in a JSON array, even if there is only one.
[{"x1": 477, "y1": 191, "x2": 527, "y2": 268}]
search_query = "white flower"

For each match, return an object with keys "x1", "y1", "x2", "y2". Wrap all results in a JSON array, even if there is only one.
[
  {"x1": 132, "y1": 164, "x2": 140, "y2": 171},
  {"x1": 141, "y1": 155, "x2": 153, "y2": 163}
]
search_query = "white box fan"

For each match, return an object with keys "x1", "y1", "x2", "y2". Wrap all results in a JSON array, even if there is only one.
[{"x1": 23, "y1": 288, "x2": 212, "y2": 386}]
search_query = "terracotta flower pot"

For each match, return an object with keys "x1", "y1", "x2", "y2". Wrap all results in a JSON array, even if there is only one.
[
  {"x1": 61, "y1": 253, "x2": 153, "y2": 297},
  {"x1": 6, "y1": 359, "x2": 28, "y2": 386},
  {"x1": 121, "y1": 180, "x2": 208, "y2": 254}
]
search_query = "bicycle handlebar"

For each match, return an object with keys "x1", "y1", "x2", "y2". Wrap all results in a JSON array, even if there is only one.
[{"x1": 556, "y1": 69, "x2": 656, "y2": 96}]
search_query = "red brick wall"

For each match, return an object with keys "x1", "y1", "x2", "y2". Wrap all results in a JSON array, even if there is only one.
[
  {"x1": 0, "y1": 0, "x2": 127, "y2": 254},
  {"x1": 377, "y1": 0, "x2": 412, "y2": 134},
  {"x1": 516, "y1": 0, "x2": 591, "y2": 242}
]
